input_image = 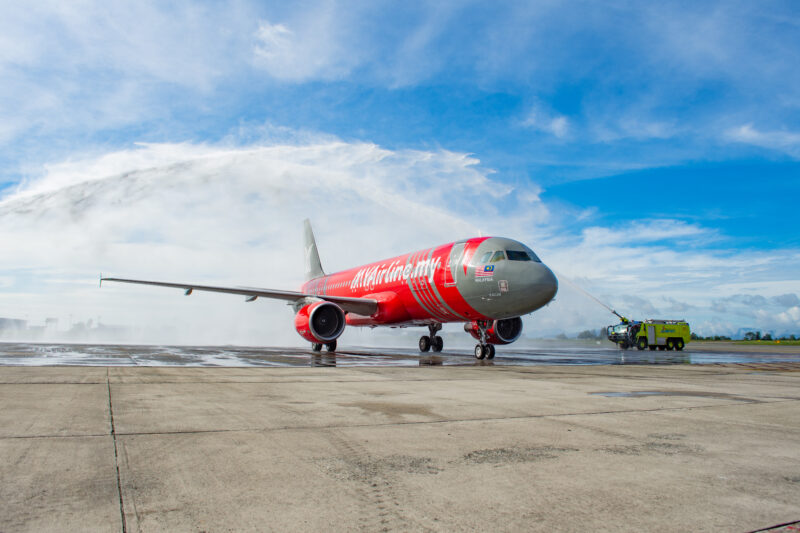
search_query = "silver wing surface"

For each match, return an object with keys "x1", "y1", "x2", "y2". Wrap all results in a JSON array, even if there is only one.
[{"x1": 100, "y1": 277, "x2": 378, "y2": 316}]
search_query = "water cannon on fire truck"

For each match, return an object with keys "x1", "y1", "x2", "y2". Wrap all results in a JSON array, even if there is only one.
[{"x1": 560, "y1": 276, "x2": 691, "y2": 352}]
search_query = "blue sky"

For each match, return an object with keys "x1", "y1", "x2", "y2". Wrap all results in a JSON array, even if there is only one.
[{"x1": 1, "y1": 1, "x2": 799, "y2": 341}]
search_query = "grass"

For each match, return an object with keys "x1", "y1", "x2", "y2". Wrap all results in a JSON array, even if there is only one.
[
  {"x1": 735, "y1": 340, "x2": 800, "y2": 346},
  {"x1": 693, "y1": 339, "x2": 800, "y2": 345}
]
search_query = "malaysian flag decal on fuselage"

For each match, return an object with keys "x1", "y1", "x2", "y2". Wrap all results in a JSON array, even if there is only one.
[{"x1": 475, "y1": 264, "x2": 494, "y2": 278}]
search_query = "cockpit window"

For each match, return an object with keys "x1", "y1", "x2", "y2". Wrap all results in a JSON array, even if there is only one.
[
  {"x1": 477, "y1": 251, "x2": 492, "y2": 264},
  {"x1": 506, "y1": 250, "x2": 532, "y2": 261},
  {"x1": 521, "y1": 245, "x2": 542, "y2": 262},
  {"x1": 489, "y1": 251, "x2": 506, "y2": 263}
]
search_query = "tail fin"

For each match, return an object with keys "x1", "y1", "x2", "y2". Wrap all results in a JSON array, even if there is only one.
[{"x1": 303, "y1": 219, "x2": 325, "y2": 281}]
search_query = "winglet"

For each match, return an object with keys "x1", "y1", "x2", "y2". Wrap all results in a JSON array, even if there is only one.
[{"x1": 303, "y1": 219, "x2": 325, "y2": 281}]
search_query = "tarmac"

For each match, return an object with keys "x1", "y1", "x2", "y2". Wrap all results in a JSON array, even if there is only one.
[{"x1": 1, "y1": 362, "x2": 799, "y2": 532}]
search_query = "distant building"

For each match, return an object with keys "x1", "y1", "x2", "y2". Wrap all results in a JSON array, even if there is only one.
[
  {"x1": 0, "y1": 317, "x2": 28, "y2": 335},
  {"x1": 0, "y1": 317, "x2": 27, "y2": 329}
]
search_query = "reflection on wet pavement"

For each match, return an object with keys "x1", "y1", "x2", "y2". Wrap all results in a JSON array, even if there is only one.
[
  {"x1": 589, "y1": 391, "x2": 756, "y2": 401},
  {"x1": 1, "y1": 342, "x2": 800, "y2": 367}
]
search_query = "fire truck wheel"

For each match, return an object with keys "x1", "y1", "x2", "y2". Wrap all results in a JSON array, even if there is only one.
[
  {"x1": 432, "y1": 336, "x2": 443, "y2": 352},
  {"x1": 675, "y1": 338, "x2": 685, "y2": 351},
  {"x1": 419, "y1": 335, "x2": 431, "y2": 352},
  {"x1": 637, "y1": 337, "x2": 648, "y2": 350},
  {"x1": 666, "y1": 338, "x2": 675, "y2": 351},
  {"x1": 658, "y1": 345, "x2": 666, "y2": 351},
  {"x1": 474, "y1": 344, "x2": 486, "y2": 359},
  {"x1": 649, "y1": 345, "x2": 656, "y2": 351}
]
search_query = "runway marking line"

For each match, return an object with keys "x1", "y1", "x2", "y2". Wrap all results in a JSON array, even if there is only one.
[{"x1": 106, "y1": 368, "x2": 128, "y2": 533}]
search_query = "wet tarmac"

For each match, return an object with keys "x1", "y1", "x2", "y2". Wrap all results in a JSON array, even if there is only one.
[
  {"x1": 1, "y1": 341, "x2": 799, "y2": 367},
  {"x1": 2, "y1": 363, "x2": 799, "y2": 531}
]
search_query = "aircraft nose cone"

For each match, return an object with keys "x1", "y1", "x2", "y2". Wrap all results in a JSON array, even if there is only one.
[{"x1": 528, "y1": 263, "x2": 558, "y2": 310}]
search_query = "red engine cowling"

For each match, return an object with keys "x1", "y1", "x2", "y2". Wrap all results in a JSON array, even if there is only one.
[
  {"x1": 464, "y1": 317, "x2": 523, "y2": 345},
  {"x1": 294, "y1": 301, "x2": 346, "y2": 343}
]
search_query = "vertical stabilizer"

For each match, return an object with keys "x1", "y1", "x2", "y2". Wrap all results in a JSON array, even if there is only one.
[{"x1": 303, "y1": 219, "x2": 325, "y2": 281}]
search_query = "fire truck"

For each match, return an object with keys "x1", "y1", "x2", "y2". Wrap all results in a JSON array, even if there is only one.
[{"x1": 606, "y1": 311, "x2": 691, "y2": 351}]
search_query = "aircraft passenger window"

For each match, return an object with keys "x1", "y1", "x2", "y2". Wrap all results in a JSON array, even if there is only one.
[
  {"x1": 478, "y1": 251, "x2": 492, "y2": 264},
  {"x1": 489, "y1": 251, "x2": 505, "y2": 263},
  {"x1": 506, "y1": 250, "x2": 532, "y2": 261}
]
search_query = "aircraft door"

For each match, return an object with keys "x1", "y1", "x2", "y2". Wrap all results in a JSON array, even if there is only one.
[{"x1": 444, "y1": 242, "x2": 466, "y2": 287}]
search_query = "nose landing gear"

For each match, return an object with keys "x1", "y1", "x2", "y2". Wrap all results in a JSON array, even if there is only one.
[
  {"x1": 472, "y1": 320, "x2": 495, "y2": 360},
  {"x1": 419, "y1": 323, "x2": 444, "y2": 353},
  {"x1": 311, "y1": 340, "x2": 337, "y2": 352}
]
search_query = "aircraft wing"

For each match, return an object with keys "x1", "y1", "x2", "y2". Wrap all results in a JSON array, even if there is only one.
[{"x1": 100, "y1": 277, "x2": 379, "y2": 316}]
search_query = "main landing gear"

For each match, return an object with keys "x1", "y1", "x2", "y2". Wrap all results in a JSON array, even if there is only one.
[
  {"x1": 311, "y1": 340, "x2": 337, "y2": 352},
  {"x1": 419, "y1": 323, "x2": 444, "y2": 353},
  {"x1": 474, "y1": 343, "x2": 495, "y2": 360},
  {"x1": 472, "y1": 320, "x2": 495, "y2": 360}
]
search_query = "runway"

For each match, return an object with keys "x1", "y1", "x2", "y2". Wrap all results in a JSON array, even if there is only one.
[
  {"x1": 1, "y1": 340, "x2": 799, "y2": 367},
  {"x1": 1, "y1": 363, "x2": 799, "y2": 532}
]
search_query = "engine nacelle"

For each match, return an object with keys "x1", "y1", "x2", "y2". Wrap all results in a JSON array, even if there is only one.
[
  {"x1": 464, "y1": 317, "x2": 523, "y2": 345},
  {"x1": 294, "y1": 301, "x2": 346, "y2": 343}
]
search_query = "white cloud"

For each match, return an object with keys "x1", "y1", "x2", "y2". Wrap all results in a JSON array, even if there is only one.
[
  {"x1": 1, "y1": 1, "x2": 797, "y2": 181},
  {"x1": 777, "y1": 306, "x2": 800, "y2": 325},
  {"x1": 725, "y1": 124, "x2": 800, "y2": 157},
  {"x1": 0, "y1": 1, "x2": 260, "y2": 145},
  {"x1": 522, "y1": 108, "x2": 569, "y2": 138},
  {"x1": 252, "y1": 13, "x2": 358, "y2": 81},
  {"x1": 590, "y1": 118, "x2": 678, "y2": 143}
]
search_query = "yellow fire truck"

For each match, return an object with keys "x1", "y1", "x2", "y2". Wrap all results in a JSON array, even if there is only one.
[{"x1": 607, "y1": 313, "x2": 691, "y2": 351}]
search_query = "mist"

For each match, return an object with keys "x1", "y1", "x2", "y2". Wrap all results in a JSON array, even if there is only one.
[
  {"x1": 1, "y1": 139, "x2": 798, "y2": 345},
  {"x1": 0, "y1": 140, "x2": 545, "y2": 346}
]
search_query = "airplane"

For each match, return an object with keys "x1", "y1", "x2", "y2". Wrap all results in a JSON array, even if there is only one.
[{"x1": 101, "y1": 220, "x2": 558, "y2": 359}]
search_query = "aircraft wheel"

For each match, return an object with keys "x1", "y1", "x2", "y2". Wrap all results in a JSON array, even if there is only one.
[
  {"x1": 637, "y1": 337, "x2": 648, "y2": 351},
  {"x1": 486, "y1": 344, "x2": 496, "y2": 359},
  {"x1": 474, "y1": 344, "x2": 486, "y2": 360},
  {"x1": 312, "y1": 343, "x2": 323, "y2": 352},
  {"x1": 419, "y1": 335, "x2": 431, "y2": 352},
  {"x1": 432, "y1": 336, "x2": 443, "y2": 352},
  {"x1": 675, "y1": 338, "x2": 685, "y2": 351},
  {"x1": 326, "y1": 340, "x2": 337, "y2": 352}
]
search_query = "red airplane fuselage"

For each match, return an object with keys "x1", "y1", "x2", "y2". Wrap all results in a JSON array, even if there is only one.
[
  {"x1": 300, "y1": 235, "x2": 557, "y2": 328},
  {"x1": 301, "y1": 237, "x2": 488, "y2": 327}
]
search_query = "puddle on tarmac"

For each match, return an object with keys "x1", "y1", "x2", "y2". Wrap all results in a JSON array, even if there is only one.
[
  {"x1": 592, "y1": 391, "x2": 669, "y2": 398},
  {"x1": 590, "y1": 390, "x2": 755, "y2": 401}
]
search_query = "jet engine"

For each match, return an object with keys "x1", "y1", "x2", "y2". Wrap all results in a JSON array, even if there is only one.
[
  {"x1": 464, "y1": 317, "x2": 523, "y2": 345},
  {"x1": 294, "y1": 301, "x2": 346, "y2": 343}
]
